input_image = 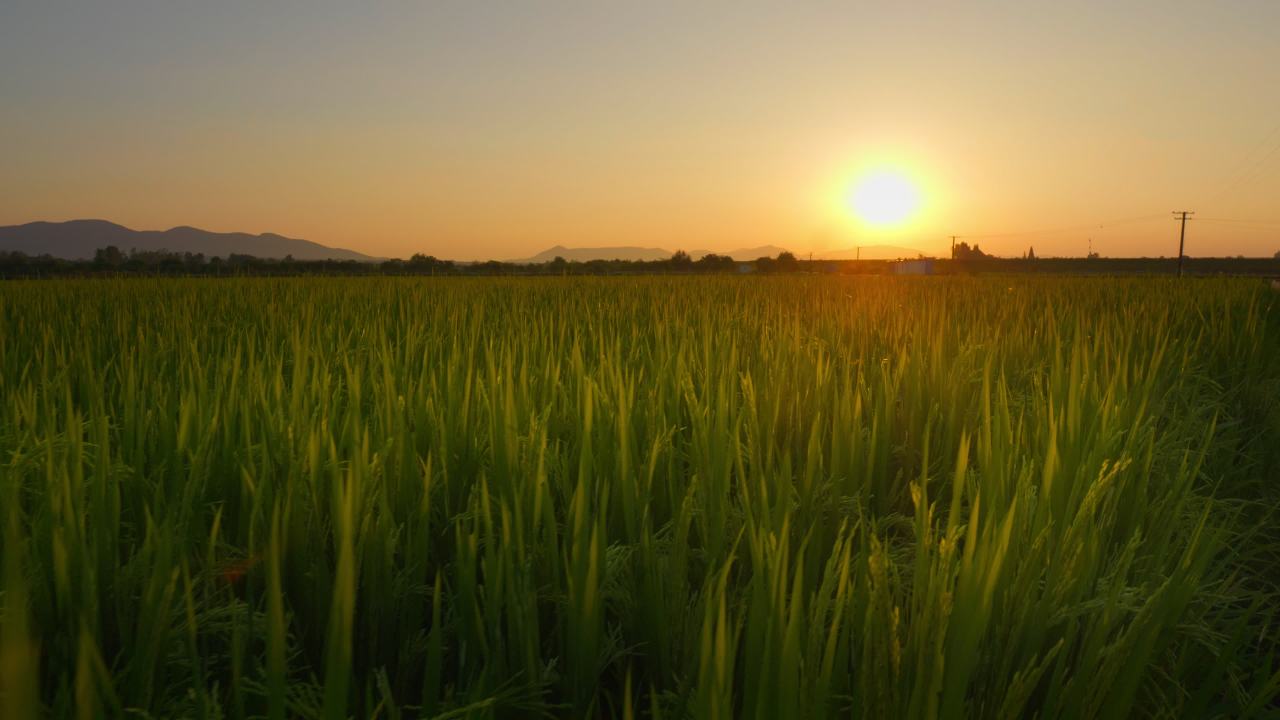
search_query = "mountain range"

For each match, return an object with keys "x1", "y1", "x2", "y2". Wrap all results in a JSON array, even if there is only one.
[
  {"x1": 0, "y1": 220, "x2": 378, "y2": 261},
  {"x1": 515, "y1": 244, "x2": 795, "y2": 263},
  {"x1": 515, "y1": 243, "x2": 932, "y2": 263},
  {"x1": 814, "y1": 244, "x2": 934, "y2": 260},
  {"x1": 0, "y1": 219, "x2": 933, "y2": 263}
]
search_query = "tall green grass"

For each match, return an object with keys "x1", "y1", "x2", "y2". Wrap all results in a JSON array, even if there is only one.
[{"x1": 1, "y1": 276, "x2": 1277, "y2": 718}]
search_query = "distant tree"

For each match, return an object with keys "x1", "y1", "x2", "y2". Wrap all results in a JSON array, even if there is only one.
[
  {"x1": 1027, "y1": 246, "x2": 1036, "y2": 260},
  {"x1": 1275, "y1": 250, "x2": 1280, "y2": 260},
  {"x1": 775, "y1": 251, "x2": 799, "y2": 272},
  {"x1": 584, "y1": 259, "x2": 612, "y2": 275},
  {"x1": 670, "y1": 250, "x2": 693, "y2": 268},
  {"x1": 695, "y1": 253, "x2": 736, "y2": 272},
  {"x1": 549, "y1": 255, "x2": 569, "y2": 274},
  {"x1": 0, "y1": 252, "x2": 29, "y2": 276},
  {"x1": 94, "y1": 245, "x2": 125, "y2": 268},
  {"x1": 408, "y1": 253, "x2": 443, "y2": 274}
]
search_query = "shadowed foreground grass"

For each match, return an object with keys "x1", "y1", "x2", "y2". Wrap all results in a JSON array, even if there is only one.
[{"x1": 2, "y1": 276, "x2": 1278, "y2": 718}]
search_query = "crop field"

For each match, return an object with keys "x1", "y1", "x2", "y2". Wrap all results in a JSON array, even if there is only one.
[{"x1": 1, "y1": 276, "x2": 1278, "y2": 719}]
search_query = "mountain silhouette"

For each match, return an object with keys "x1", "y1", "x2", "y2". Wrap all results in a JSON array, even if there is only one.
[
  {"x1": 0, "y1": 220, "x2": 379, "y2": 261},
  {"x1": 688, "y1": 245, "x2": 792, "y2": 260},
  {"x1": 517, "y1": 244, "x2": 795, "y2": 263},
  {"x1": 516, "y1": 245, "x2": 674, "y2": 263},
  {"x1": 816, "y1": 244, "x2": 930, "y2": 260}
]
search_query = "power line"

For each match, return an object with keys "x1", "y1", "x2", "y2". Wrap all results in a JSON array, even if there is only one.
[
  {"x1": 955, "y1": 212, "x2": 1262, "y2": 257},
  {"x1": 940, "y1": 212, "x2": 1270, "y2": 260},
  {"x1": 1204, "y1": 117, "x2": 1280, "y2": 203},
  {"x1": 953, "y1": 213, "x2": 1167, "y2": 242},
  {"x1": 937, "y1": 119, "x2": 1280, "y2": 252},
  {"x1": 1196, "y1": 217, "x2": 1280, "y2": 228}
]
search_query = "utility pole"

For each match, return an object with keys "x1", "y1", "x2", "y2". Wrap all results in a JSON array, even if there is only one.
[
  {"x1": 856, "y1": 246, "x2": 860, "y2": 261},
  {"x1": 1172, "y1": 211, "x2": 1194, "y2": 277},
  {"x1": 949, "y1": 235, "x2": 959, "y2": 259}
]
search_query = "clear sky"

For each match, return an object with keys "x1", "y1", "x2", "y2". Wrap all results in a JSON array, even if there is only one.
[{"x1": 3, "y1": 1, "x2": 1279, "y2": 259}]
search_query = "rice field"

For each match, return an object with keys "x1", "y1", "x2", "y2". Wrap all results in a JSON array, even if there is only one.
[{"x1": 1, "y1": 276, "x2": 1278, "y2": 719}]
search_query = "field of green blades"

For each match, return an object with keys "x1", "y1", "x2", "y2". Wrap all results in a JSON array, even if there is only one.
[{"x1": 2, "y1": 276, "x2": 1280, "y2": 719}]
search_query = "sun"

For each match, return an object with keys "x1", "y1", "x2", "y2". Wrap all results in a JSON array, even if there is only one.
[{"x1": 848, "y1": 170, "x2": 921, "y2": 228}]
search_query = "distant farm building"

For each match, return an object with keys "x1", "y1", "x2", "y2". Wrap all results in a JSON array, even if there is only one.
[{"x1": 894, "y1": 259, "x2": 935, "y2": 275}]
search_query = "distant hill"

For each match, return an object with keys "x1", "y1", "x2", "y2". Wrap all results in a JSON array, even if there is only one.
[
  {"x1": 517, "y1": 245, "x2": 674, "y2": 263},
  {"x1": 0, "y1": 219, "x2": 379, "y2": 261},
  {"x1": 520, "y1": 244, "x2": 795, "y2": 263},
  {"x1": 701, "y1": 245, "x2": 793, "y2": 261},
  {"x1": 817, "y1": 245, "x2": 931, "y2": 260}
]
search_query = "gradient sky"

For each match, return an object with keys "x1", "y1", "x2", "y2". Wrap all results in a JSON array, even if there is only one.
[{"x1": 3, "y1": 1, "x2": 1279, "y2": 260}]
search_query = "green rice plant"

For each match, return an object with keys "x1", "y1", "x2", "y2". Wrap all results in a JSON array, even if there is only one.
[{"x1": 0, "y1": 276, "x2": 1277, "y2": 718}]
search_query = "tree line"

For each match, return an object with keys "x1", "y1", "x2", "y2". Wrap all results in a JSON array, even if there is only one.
[
  {"x1": 2, "y1": 245, "x2": 1276, "y2": 279},
  {"x1": 0, "y1": 246, "x2": 803, "y2": 278}
]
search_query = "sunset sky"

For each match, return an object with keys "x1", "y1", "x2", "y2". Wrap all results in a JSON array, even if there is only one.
[{"x1": 3, "y1": 2, "x2": 1279, "y2": 260}]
